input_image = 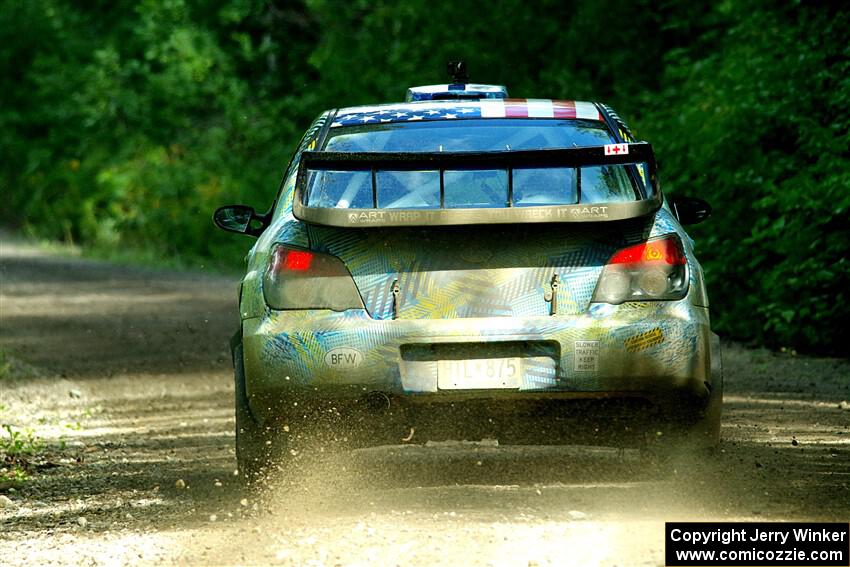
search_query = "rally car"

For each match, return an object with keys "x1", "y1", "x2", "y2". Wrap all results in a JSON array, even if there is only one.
[{"x1": 215, "y1": 71, "x2": 721, "y2": 482}]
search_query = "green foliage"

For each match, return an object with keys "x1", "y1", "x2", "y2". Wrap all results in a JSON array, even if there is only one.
[
  {"x1": 0, "y1": 350, "x2": 10, "y2": 380},
  {"x1": 1, "y1": 424, "x2": 46, "y2": 457},
  {"x1": 1, "y1": 0, "x2": 847, "y2": 352},
  {"x1": 0, "y1": 0, "x2": 312, "y2": 264},
  {"x1": 637, "y1": 2, "x2": 850, "y2": 353},
  {"x1": 0, "y1": 424, "x2": 43, "y2": 487},
  {"x1": 0, "y1": 466, "x2": 29, "y2": 489}
]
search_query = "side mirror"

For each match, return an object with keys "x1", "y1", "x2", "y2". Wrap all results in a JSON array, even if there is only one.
[
  {"x1": 669, "y1": 196, "x2": 711, "y2": 225},
  {"x1": 213, "y1": 205, "x2": 267, "y2": 236}
]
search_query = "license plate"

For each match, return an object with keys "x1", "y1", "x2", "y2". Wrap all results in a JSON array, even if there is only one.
[{"x1": 437, "y1": 357, "x2": 524, "y2": 389}]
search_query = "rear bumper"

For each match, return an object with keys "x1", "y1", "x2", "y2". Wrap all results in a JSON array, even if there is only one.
[{"x1": 242, "y1": 300, "x2": 716, "y2": 424}]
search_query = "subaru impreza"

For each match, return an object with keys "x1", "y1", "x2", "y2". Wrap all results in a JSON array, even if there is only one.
[{"x1": 214, "y1": 78, "x2": 721, "y2": 482}]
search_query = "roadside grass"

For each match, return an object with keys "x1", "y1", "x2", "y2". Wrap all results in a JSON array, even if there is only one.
[
  {"x1": 0, "y1": 424, "x2": 46, "y2": 490},
  {"x1": 34, "y1": 230, "x2": 243, "y2": 276},
  {"x1": 0, "y1": 421, "x2": 73, "y2": 490},
  {"x1": 0, "y1": 382, "x2": 106, "y2": 491},
  {"x1": 2, "y1": 227, "x2": 244, "y2": 277},
  {"x1": 81, "y1": 242, "x2": 244, "y2": 276},
  {"x1": 0, "y1": 348, "x2": 41, "y2": 382},
  {"x1": 0, "y1": 349, "x2": 10, "y2": 380},
  {"x1": 1, "y1": 424, "x2": 47, "y2": 457}
]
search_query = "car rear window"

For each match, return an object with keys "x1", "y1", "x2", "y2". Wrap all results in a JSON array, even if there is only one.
[
  {"x1": 307, "y1": 119, "x2": 648, "y2": 209},
  {"x1": 324, "y1": 119, "x2": 612, "y2": 153}
]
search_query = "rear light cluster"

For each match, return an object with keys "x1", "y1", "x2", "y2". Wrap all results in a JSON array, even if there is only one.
[
  {"x1": 263, "y1": 245, "x2": 364, "y2": 311},
  {"x1": 591, "y1": 235, "x2": 689, "y2": 305}
]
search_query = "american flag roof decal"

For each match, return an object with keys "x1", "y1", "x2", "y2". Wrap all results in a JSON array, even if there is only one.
[{"x1": 331, "y1": 99, "x2": 602, "y2": 128}]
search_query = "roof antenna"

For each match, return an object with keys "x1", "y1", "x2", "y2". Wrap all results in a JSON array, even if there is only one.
[{"x1": 447, "y1": 60, "x2": 469, "y2": 85}]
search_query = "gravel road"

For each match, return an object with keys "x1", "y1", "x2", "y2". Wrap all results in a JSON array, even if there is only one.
[{"x1": 1, "y1": 237, "x2": 848, "y2": 566}]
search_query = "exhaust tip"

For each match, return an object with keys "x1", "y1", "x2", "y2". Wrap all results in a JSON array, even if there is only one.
[{"x1": 363, "y1": 391, "x2": 392, "y2": 414}]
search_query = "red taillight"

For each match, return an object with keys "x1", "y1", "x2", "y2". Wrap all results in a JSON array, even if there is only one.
[
  {"x1": 270, "y1": 248, "x2": 315, "y2": 272},
  {"x1": 592, "y1": 235, "x2": 689, "y2": 304},
  {"x1": 608, "y1": 237, "x2": 686, "y2": 266},
  {"x1": 283, "y1": 250, "x2": 314, "y2": 271},
  {"x1": 264, "y1": 245, "x2": 364, "y2": 311}
]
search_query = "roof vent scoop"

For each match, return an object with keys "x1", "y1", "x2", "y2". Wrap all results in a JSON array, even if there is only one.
[{"x1": 405, "y1": 60, "x2": 508, "y2": 102}]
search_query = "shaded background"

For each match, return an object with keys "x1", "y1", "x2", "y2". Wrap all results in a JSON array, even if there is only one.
[{"x1": 1, "y1": 0, "x2": 848, "y2": 354}]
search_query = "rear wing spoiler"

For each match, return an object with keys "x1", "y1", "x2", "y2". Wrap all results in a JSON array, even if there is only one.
[{"x1": 293, "y1": 142, "x2": 661, "y2": 228}]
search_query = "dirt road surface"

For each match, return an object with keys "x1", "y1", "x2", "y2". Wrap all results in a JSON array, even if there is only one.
[{"x1": 1, "y1": 238, "x2": 848, "y2": 566}]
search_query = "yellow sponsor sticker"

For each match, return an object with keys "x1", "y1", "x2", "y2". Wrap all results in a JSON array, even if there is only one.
[{"x1": 624, "y1": 328, "x2": 664, "y2": 353}]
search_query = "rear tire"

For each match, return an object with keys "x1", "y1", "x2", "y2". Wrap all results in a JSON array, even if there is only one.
[
  {"x1": 643, "y1": 335, "x2": 723, "y2": 461},
  {"x1": 233, "y1": 341, "x2": 289, "y2": 487},
  {"x1": 691, "y1": 332, "x2": 724, "y2": 451}
]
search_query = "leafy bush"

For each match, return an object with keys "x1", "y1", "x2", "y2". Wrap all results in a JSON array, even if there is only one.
[{"x1": 637, "y1": 2, "x2": 850, "y2": 352}]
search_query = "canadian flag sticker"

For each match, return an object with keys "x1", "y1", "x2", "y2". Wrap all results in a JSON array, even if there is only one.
[{"x1": 604, "y1": 143, "x2": 629, "y2": 156}]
